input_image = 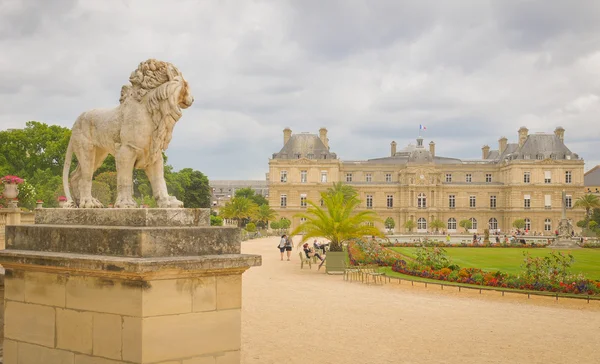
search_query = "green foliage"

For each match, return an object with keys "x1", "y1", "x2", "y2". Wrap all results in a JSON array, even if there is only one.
[
  {"x1": 0, "y1": 121, "x2": 212, "y2": 208},
  {"x1": 589, "y1": 221, "x2": 598, "y2": 230},
  {"x1": 290, "y1": 190, "x2": 383, "y2": 252},
  {"x1": 91, "y1": 181, "x2": 112, "y2": 206},
  {"x1": 245, "y1": 222, "x2": 257, "y2": 232},
  {"x1": 384, "y1": 217, "x2": 395, "y2": 231},
  {"x1": 325, "y1": 182, "x2": 358, "y2": 201},
  {"x1": 576, "y1": 220, "x2": 587, "y2": 228},
  {"x1": 220, "y1": 197, "x2": 258, "y2": 227},
  {"x1": 459, "y1": 219, "x2": 472, "y2": 232},
  {"x1": 270, "y1": 220, "x2": 281, "y2": 230},
  {"x1": 16, "y1": 181, "x2": 36, "y2": 210},
  {"x1": 134, "y1": 195, "x2": 158, "y2": 208},
  {"x1": 210, "y1": 215, "x2": 223, "y2": 226},
  {"x1": 234, "y1": 187, "x2": 268, "y2": 206},
  {"x1": 254, "y1": 204, "x2": 277, "y2": 228},
  {"x1": 430, "y1": 219, "x2": 445, "y2": 232},
  {"x1": 512, "y1": 219, "x2": 525, "y2": 230},
  {"x1": 415, "y1": 246, "x2": 451, "y2": 270},
  {"x1": 279, "y1": 217, "x2": 291, "y2": 230},
  {"x1": 403, "y1": 219, "x2": 416, "y2": 232},
  {"x1": 522, "y1": 251, "x2": 575, "y2": 284},
  {"x1": 574, "y1": 194, "x2": 600, "y2": 218}
]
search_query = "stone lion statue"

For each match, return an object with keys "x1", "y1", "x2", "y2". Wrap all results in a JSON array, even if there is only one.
[{"x1": 62, "y1": 59, "x2": 194, "y2": 208}]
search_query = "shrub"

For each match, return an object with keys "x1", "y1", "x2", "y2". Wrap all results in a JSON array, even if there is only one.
[{"x1": 245, "y1": 222, "x2": 257, "y2": 232}]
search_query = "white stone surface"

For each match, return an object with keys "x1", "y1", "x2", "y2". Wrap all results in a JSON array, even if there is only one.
[{"x1": 62, "y1": 59, "x2": 194, "y2": 208}]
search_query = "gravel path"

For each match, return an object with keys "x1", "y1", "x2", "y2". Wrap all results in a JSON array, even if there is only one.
[{"x1": 241, "y1": 237, "x2": 600, "y2": 364}]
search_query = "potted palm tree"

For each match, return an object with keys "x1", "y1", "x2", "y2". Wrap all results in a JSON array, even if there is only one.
[{"x1": 290, "y1": 183, "x2": 383, "y2": 274}]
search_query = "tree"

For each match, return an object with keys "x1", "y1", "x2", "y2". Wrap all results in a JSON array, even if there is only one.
[
  {"x1": 430, "y1": 219, "x2": 445, "y2": 233},
  {"x1": 512, "y1": 219, "x2": 525, "y2": 230},
  {"x1": 254, "y1": 204, "x2": 277, "y2": 229},
  {"x1": 574, "y1": 194, "x2": 600, "y2": 226},
  {"x1": 234, "y1": 187, "x2": 268, "y2": 206},
  {"x1": 290, "y1": 190, "x2": 383, "y2": 251},
  {"x1": 210, "y1": 215, "x2": 223, "y2": 226},
  {"x1": 245, "y1": 222, "x2": 257, "y2": 233},
  {"x1": 459, "y1": 219, "x2": 472, "y2": 233},
  {"x1": 384, "y1": 217, "x2": 395, "y2": 233},
  {"x1": 219, "y1": 197, "x2": 258, "y2": 227},
  {"x1": 403, "y1": 220, "x2": 416, "y2": 233},
  {"x1": 270, "y1": 220, "x2": 281, "y2": 232},
  {"x1": 279, "y1": 217, "x2": 291, "y2": 230},
  {"x1": 326, "y1": 182, "x2": 358, "y2": 201}
]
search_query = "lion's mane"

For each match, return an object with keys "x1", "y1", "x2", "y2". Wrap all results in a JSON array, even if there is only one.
[{"x1": 119, "y1": 59, "x2": 185, "y2": 165}]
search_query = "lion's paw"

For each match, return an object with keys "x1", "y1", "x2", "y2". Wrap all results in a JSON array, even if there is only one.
[
  {"x1": 80, "y1": 197, "x2": 104, "y2": 208},
  {"x1": 115, "y1": 197, "x2": 138, "y2": 208}
]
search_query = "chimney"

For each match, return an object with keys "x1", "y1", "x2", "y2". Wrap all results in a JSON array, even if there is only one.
[
  {"x1": 554, "y1": 126, "x2": 565, "y2": 142},
  {"x1": 518, "y1": 126, "x2": 529, "y2": 147},
  {"x1": 498, "y1": 136, "x2": 507, "y2": 153},
  {"x1": 319, "y1": 127, "x2": 328, "y2": 149},
  {"x1": 482, "y1": 145, "x2": 490, "y2": 159},
  {"x1": 391, "y1": 141, "x2": 397, "y2": 156},
  {"x1": 283, "y1": 127, "x2": 292, "y2": 145},
  {"x1": 429, "y1": 141, "x2": 435, "y2": 158}
]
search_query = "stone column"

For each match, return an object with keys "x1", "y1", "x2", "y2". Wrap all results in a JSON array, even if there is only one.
[{"x1": 0, "y1": 208, "x2": 261, "y2": 364}]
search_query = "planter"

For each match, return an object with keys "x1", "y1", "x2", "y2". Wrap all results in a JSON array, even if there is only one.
[
  {"x1": 36, "y1": 201, "x2": 44, "y2": 209},
  {"x1": 58, "y1": 201, "x2": 66, "y2": 208},
  {"x1": 325, "y1": 251, "x2": 347, "y2": 274},
  {"x1": 2, "y1": 183, "x2": 19, "y2": 199}
]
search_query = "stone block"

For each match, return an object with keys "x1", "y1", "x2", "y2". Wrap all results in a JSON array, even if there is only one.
[
  {"x1": 6, "y1": 225, "x2": 241, "y2": 257},
  {"x1": 57, "y1": 308, "x2": 94, "y2": 354},
  {"x1": 5, "y1": 301, "x2": 55, "y2": 347},
  {"x1": 216, "y1": 275, "x2": 242, "y2": 310},
  {"x1": 141, "y1": 309, "x2": 241, "y2": 362},
  {"x1": 92, "y1": 313, "x2": 122, "y2": 360},
  {"x1": 5, "y1": 269, "x2": 25, "y2": 302},
  {"x1": 35, "y1": 208, "x2": 210, "y2": 227},
  {"x1": 24, "y1": 271, "x2": 67, "y2": 307},
  {"x1": 74, "y1": 354, "x2": 125, "y2": 364},
  {"x1": 18, "y1": 342, "x2": 75, "y2": 364},
  {"x1": 66, "y1": 275, "x2": 142, "y2": 316},
  {"x1": 4, "y1": 339, "x2": 18, "y2": 364},
  {"x1": 142, "y1": 278, "x2": 193, "y2": 317},
  {"x1": 122, "y1": 316, "x2": 142, "y2": 363},
  {"x1": 192, "y1": 276, "x2": 217, "y2": 312},
  {"x1": 183, "y1": 356, "x2": 216, "y2": 364},
  {"x1": 216, "y1": 351, "x2": 241, "y2": 364}
]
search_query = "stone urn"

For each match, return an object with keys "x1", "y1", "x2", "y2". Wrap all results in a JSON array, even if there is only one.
[
  {"x1": 2, "y1": 183, "x2": 19, "y2": 199},
  {"x1": 36, "y1": 200, "x2": 44, "y2": 209},
  {"x1": 58, "y1": 201, "x2": 66, "y2": 208}
]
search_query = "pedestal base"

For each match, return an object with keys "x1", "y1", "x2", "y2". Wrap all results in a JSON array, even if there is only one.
[
  {"x1": 0, "y1": 208, "x2": 261, "y2": 364},
  {"x1": 547, "y1": 238, "x2": 581, "y2": 249}
]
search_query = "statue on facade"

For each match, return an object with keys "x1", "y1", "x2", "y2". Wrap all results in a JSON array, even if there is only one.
[{"x1": 62, "y1": 59, "x2": 194, "y2": 208}]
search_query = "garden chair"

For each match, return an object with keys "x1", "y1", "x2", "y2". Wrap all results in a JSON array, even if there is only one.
[
  {"x1": 360, "y1": 265, "x2": 385, "y2": 284},
  {"x1": 299, "y1": 251, "x2": 312, "y2": 269},
  {"x1": 343, "y1": 261, "x2": 360, "y2": 282}
]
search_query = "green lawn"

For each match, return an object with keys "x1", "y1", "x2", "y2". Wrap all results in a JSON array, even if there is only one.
[{"x1": 391, "y1": 247, "x2": 600, "y2": 280}]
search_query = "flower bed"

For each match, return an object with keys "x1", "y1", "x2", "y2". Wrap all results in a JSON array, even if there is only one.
[
  {"x1": 350, "y1": 239, "x2": 599, "y2": 296},
  {"x1": 380, "y1": 241, "x2": 549, "y2": 248}
]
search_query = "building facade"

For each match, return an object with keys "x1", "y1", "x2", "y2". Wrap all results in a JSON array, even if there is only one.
[
  {"x1": 268, "y1": 127, "x2": 586, "y2": 234},
  {"x1": 210, "y1": 180, "x2": 268, "y2": 208}
]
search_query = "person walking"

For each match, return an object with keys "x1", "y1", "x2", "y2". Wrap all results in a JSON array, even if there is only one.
[
  {"x1": 284, "y1": 235, "x2": 294, "y2": 261},
  {"x1": 278, "y1": 235, "x2": 287, "y2": 261}
]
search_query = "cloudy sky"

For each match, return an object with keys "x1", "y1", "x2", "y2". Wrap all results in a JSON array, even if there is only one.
[{"x1": 1, "y1": 0, "x2": 600, "y2": 180}]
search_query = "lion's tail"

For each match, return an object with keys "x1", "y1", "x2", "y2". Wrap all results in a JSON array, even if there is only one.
[{"x1": 62, "y1": 137, "x2": 74, "y2": 203}]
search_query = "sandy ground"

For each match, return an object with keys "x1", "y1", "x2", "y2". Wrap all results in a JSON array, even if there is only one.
[{"x1": 240, "y1": 236, "x2": 600, "y2": 364}]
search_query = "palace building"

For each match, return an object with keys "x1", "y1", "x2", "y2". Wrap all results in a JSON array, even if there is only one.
[{"x1": 267, "y1": 127, "x2": 586, "y2": 234}]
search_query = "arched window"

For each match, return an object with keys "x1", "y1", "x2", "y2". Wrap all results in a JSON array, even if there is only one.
[
  {"x1": 447, "y1": 218, "x2": 457, "y2": 230},
  {"x1": 417, "y1": 193, "x2": 427, "y2": 208},
  {"x1": 524, "y1": 218, "x2": 531, "y2": 231},
  {"x1": 488, "y1": 218, "x2": 498, "y2": 230},
  {"x1": 544, "y1": 218, "x2": 551, "y2": 232},
  {"x1": 470, "y1": 217, "x2": 478, "y2": 230},
  {"x1": 417, "y1": 218, "x2": 427, "y2": 230}
]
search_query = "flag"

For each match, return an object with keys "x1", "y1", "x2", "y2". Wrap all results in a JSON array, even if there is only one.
[{"x1": 420, "y1": 124, "x2": 426, "y2": 130}]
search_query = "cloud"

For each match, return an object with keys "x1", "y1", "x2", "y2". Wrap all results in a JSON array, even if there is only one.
[{"x1": 1, "y1": 0, "x2": 599, "y2": 179}]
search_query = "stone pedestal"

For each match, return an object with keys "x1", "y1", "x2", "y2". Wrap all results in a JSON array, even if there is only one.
[
  {"x1": 0, "y1": 208, "x2": 261, "y2": 364},
  {"x1": 548, "y1": 218, "x2": 579, "y2": 249}
]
